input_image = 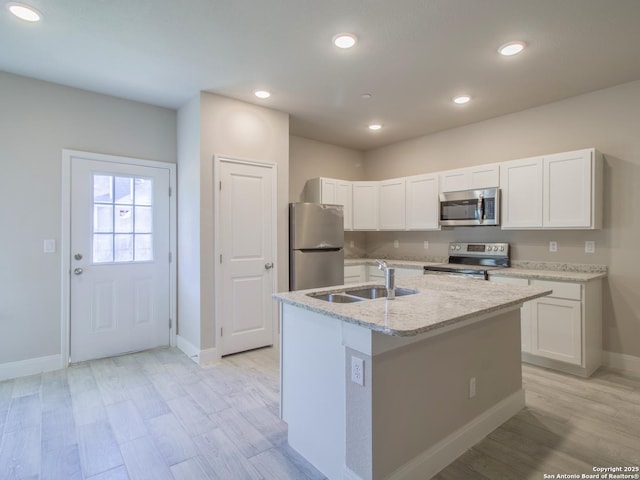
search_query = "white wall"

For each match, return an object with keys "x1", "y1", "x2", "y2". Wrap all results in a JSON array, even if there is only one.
[
  {"x1": 363, "y1": 80, "x2": 640, "y2": 359},
  {"x1": 0, "y1": 71, "x2": 176, "y2": 367},
  {"x1": 289, "y1": 135, "x2": 364, "y2": 202},
  {"x1": 176, "y1": 96, "x2": 201, "y2": 348},
  {"x1": 177, "y1": 92, "x2": 289, "y2": 354}
]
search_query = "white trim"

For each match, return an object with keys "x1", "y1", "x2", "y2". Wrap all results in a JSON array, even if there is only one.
[
  {"x1": 385, "y1": 389, "x2": 525, "y2": 480},
  {"x1": 0, "y1": 354, "x2": 63, "y2": 382},
  {"x1": 61, "y1": 149, "x2": 177, "y2": 365},
  {"x1": 342, "y1": 467, "x2": 364, "y2": 480},
  {"x1": 603, "y1": 351, "x2": 640, "y2": 376},
  {"x1": 213, "y1": 154, "x2": 279, "y2": 356},
  {"x1": 177, "y1": 335, "x2": 221, "y2": 366}
]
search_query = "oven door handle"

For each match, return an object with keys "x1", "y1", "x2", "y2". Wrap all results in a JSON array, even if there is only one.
[{"x1": 477, "y1": 194, "x2": 484, "y2": 223}]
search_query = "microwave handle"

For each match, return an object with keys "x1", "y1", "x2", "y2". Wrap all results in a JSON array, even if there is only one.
[{"x1": 477, "y1": 194, "x2": 484, "y2": 223}]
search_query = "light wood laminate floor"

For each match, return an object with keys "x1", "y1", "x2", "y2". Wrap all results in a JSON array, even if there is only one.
[{"x1": 1, "y1": 347, "x2": 638, "y2": 479}]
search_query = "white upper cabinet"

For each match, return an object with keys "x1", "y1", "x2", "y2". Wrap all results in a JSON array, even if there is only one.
[
  {"x1": 500, "y1": 156, "x2": 544, "y2": 228},
  {"x1": 352, "y1": 181, "x2": 379, "y2": 230},
  {"x1": 501, "y1": 148, "x2": 602, "y2": 229},
  {"x1": 439, "y1": 164, "x2": 500, "y2": 192},
  {"x1": 335, "y1": 181, "x2": 353, "y2": 231},
  {"x1": 378, "y1": 178, "x2": 406, "y2": 230},
  {"x1": 304, "y1": 177, "x2": 353, "y2": 230},
  {"x1": 405, "y1": 174, "x2": 440, "y2": 230},
  {"x1": 544, "y1": 149, "x2": 602, "y2": 229}
]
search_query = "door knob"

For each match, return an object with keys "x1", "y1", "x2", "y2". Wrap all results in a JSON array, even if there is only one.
[
  {"x1": 74, "y1": 267, "x2": 84, "y2": 275},
  {"x1": 264, "y1": 262, "x2": 274, "y2": 270},
  {"x1": 74, "y1": 253, "x2": 83, "y2": 260}
]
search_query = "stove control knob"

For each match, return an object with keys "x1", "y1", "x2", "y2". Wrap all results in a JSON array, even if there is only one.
[
  {"x1": 500, "y1": 246, "x2": 505, "y2": 251},
  {"x1": 455, "y1": 245, "x2": 461, "y2": 250},
  {"x1": 493, "y1": 246, "x2": 499, "y2": 251},
  {"x1": 450, "y1": 245, "x2": 455, "y2": 250}
]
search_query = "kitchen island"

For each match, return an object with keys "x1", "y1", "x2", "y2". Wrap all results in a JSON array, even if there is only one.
[{"x1": 273, "y1": 275, "x2": 551, "y2": 480}]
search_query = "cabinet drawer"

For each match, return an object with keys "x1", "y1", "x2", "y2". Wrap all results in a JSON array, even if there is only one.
[{"x1": 532, "y1": 280, "x2": 581, "y2": 301}]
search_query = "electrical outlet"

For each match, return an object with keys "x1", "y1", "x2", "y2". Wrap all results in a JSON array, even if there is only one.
[
  {"x1": 423, "y1": 241, "x2": 429, "y2": 249},
  {"x1": 469, "y1": 377, "x2": 476, "y2": 399},
  {"x1": 585, "y1": 241, "x2": 595, "y2": 253},
  {"x1": 350, "y1": 240, "x2": 355, "y2": 248},
  {"x1": 549, "y1": 241, "x2": 558, "y2": 253},
  {"x1": 351, "y1": 356, "x2": 364, "y2": 386},
  {"x1": 393, "y1": 239, "x2": 399, "y2": 248}
]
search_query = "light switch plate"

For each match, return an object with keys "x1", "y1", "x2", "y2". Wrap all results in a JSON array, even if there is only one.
[
  {"x1": 585, "y1": 241, "x2": 595, "y2": 253},
  {"x1": 393, "y1": 240, "x2": 399, "y2": 248},
  {"x1": 44, "y1": 239, "x2": 56, "y2": 253},
  {"x1": 424, "y1": 241, "x2": 429, "y2": 249}
]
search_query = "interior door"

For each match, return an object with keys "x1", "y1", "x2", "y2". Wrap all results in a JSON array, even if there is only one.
[
  {"x1": 219, "y1": 159, "x2": 276, "y2": 356},
  {"x1": 70, "y1": 157, "x2": 171, "y2": 363}
]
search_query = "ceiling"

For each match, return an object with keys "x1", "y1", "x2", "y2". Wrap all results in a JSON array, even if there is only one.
[{"x1": 2, "y1": 0, "x2": 640, "y2": 151}]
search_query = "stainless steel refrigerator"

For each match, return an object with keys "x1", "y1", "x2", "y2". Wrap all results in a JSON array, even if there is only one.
[{"x1": 289, "y1": 203, "x2": 344, "y2": 291}]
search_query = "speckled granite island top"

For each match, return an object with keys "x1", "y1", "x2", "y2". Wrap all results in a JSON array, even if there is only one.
[{"x1": 273, "y1": 275, "x2": 551, "y2": 337}]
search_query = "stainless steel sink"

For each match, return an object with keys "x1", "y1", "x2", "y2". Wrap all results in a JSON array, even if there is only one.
[
  {"x1": 307, "y1": 292, "x2": 363, "y2": 303},
  {"x1": 347, "y1": 286, "x2": 418, "y2": 299}
]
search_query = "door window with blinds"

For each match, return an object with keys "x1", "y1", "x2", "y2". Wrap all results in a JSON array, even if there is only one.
[{"x1": 92, "y1": 174, "x2": 154, "y2": 263}]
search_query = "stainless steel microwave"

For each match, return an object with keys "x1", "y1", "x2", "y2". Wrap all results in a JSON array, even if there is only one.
[{"x1": 439, "y1": 188, "x2": 500, "y2": 226}]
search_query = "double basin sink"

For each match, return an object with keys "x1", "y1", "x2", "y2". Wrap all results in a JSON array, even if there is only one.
[{"x1": 307, "y1": 286, "x2": 418, "y2": 303}]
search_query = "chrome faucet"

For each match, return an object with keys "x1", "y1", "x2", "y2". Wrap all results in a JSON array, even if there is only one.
[{"x1": 377, "y1": 260, "x2": 396, "y2": 300}]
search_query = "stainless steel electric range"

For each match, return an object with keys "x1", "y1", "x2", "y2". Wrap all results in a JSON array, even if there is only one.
[{"x1": 423, "y1": 242, "x2": 510, "y2": 280}]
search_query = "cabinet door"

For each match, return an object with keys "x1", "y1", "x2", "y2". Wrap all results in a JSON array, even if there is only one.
[
  {"x1": 439, "y1": 169, "x2": 469, "y2": 193},
  {"x1": 543, "y1": 149, "x2": 593, "y2": 228},
  {"x1": 500, "y1": 157, "x2": 544, "y2": 228},
  {"x1": 352, "y1": 182, "x2": 379, "y2": 230},
  {"x1": 344, "y1": 265, "x2": 364, "y2": 284},
  {"x1": 378, "y1": 178, "x2": 406, "y2": 230},
  {"x1": 531, "y1": 297, "x2": 582, "y2": 365},
  {"x1": 336, "y1": 181, "x2": 352, "y2": 231},
  {"x1": 469, "y1": 164, "x2": 499, "y2": 189},
  {"x1": 406, "y1": 174, "x2": 440, "y2": 230},
  {"x1": 490, "y1": 276, "x2": 532, "y2": 352},
  {"x1": 320, "y1": 178, "x2": 337, "y2": 204}
]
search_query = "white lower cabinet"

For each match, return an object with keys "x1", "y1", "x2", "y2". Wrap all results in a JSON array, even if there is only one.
[
  {"x1": 490, "y1": 276, "x2": 531, "y2": 352},
  {"x1": 530, "y1": 295, "x2": 581, "y2": 365},
  {"x1": 490, "y1": 275, "x2": 602, "y2": 377},
  {"x1": 344, "y1": 263, "x2": 423, "y2": 284},
  {"x1": 344, "y1": 265, "x2": 366, "y2": 284}
]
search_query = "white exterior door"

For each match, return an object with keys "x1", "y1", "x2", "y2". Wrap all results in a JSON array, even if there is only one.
[
  {"x1": 219, "y1": 159, "x2": 276, "y2": 356},
  {"x1": 70, "y1": 156, "x2": 171, "y2": 363}
]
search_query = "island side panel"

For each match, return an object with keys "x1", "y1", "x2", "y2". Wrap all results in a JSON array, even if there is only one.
[
  {"x1": 281, "y1": 303, "x2": 347, "y2": 480},
  {"x1": 370, "y1": 309, "x2": 524, "y2": 480}
]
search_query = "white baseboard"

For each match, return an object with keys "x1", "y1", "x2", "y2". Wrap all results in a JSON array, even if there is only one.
[
  {"x1": 386, "y1": 389, "x2": 526, "y2": 480},
  {"x1": 603, "y1": 351, "x2": 640, "y2": 376},
  {"x1": 0, "y1": 354, "x2": 63, "y2": 382},
  {"x1": 343, "y1": 467, "x2": 364, "y2": 480},
  {"x1": 176, "y1": 335, "x2": 220, "y2": 365}
]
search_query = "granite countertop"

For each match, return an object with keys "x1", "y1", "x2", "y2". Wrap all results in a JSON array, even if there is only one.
[
  {"x1": 345, "y1": 258, "x2": 607, "y2": 282},
  {"x1": 273, "y1": 275, "x2": 551, "y2": 337}
]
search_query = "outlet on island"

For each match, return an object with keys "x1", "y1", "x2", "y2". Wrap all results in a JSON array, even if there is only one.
[{"x1": 351, "y1": 356, "x2": 364, "y2": 386}]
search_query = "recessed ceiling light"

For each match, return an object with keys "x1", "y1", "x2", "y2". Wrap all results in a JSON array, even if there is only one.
[
  {"x1": 498, "y1": 41, "x2": 526, "y2": 56},
  {"x1": 453, "y1": 95, "x2": 471, "y2": 105},
  {"x1": 333, "y1": 33, "x2": 357, "y2": 49},
  {"x1": 7, "y1": 2, "x2": 41, "y2": 22},
  {"x1": 368, "y1": 124, "x2": 382, "y2": 131},
  {"x1": 254, "y1": 90, "x2": 271, "y2": 99}
]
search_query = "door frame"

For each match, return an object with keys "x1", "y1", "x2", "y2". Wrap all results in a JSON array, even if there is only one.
[
  {"x1": 61, "y1": 149, "x2": 177, "y2": 367},
  {"x1": 213, "y1": 154, "x2": 278, "y2": 355}
]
